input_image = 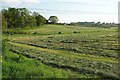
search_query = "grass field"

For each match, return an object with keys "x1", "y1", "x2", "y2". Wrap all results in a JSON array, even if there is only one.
[{"x1": 2, "y1": 24, "x2": 119, "y2": 78}]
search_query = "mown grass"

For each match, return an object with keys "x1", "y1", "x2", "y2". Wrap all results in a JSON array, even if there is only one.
[
  {"x1": 2, "y1": 24, "x2": 119, "y2": 79},
  {"x1": 9, "y1": 29, "x2": 118, "y2": 58},
  {"x1": 3, "y1": 42, "x2": 96, "y2": 78},
  {"x1": 8, "y1": 42, "x2": 118, "y2": 64},
  {"x1": 7, "y1": 42, "x2": 119, "y2": 78}
]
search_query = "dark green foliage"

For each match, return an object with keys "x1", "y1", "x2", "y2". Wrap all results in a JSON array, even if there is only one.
[
  {"x1": 69, "y1": 22, "x2": 117, "y2": 28},
  {"x1": 48, "y1": 16, "x2": 59, "y2": 24},
  {"x1": 26, "y1": 16, "x2": 36, "y2": 27},
  {"x1": 32, "y1": 12, "x2": 40, "y2": 17},
  {"x1": 1, "y1": 8, "x2": 46, "y2": 29},
  {"x1": 35, "y1": 15, "x2": 46, "y2": 26},
  {"x1": 2, "y1": 8, "x2": 31, "y2": 28}
]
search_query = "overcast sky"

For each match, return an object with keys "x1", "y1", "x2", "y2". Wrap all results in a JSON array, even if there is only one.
[{"x1": 0, "y1": 0, "x2": 119, "y2": 23}]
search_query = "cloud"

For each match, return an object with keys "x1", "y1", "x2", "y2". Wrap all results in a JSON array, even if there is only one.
[
  {"x1": 1, "y1": 0, "x2": 40, "y2": 8},
  {"x1": 1, "y1": 0, "x2": 40, "y2": 3},
  {"x1": 56, "y1": 0, "x2": 119, "y2": 5}
]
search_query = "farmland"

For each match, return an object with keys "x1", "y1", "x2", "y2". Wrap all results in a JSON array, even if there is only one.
[{"x1": 2, "y1": 24, "x2": 119, "y2": 78}]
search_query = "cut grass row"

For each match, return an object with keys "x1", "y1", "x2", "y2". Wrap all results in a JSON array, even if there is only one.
[
  {"x1": 9, "y1": 42, "x2": 118, "y2": 63},
  {"x1": 8, "y1": 42, "x2": 119, "y2": 78},
  {"x1": 9, "y1": 32, "x2": 118, "y2": 58},
  {"x1": 3, "y1": 42, "x2": 96, "y2": 78},
  {"x1": 2, "y1": 25, "x2": 119, "y2": 79}
]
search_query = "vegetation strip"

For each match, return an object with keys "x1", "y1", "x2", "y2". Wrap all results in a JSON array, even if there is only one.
[
  {"x1": 3, "y1": 44, "x2": 95, "y2": 78},
  {"x1": 8, "y1": 41, "x2": 118, "y2": 64},
  {"x1": 6, "y1": 41, "x2": 119, "y2": 78},
  {"x1": 9, "y1": 47, "x2": 118, "y2": 79}
]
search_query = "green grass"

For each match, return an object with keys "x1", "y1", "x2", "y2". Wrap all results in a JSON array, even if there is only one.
[
  {"x1": 7, "y1": 41, "x2": 118, "y2": 78},
  {"x1": 2, "y1": 24, "x2": 119, "y2": 78},
  {"x1": 8, "y1": 30, "x2": 118, "y2": 58},
  {"x1": 3, "y1": 24, "x2": 117, "y2": 36},
  {"x1": 8, "y1": 42, "x2": 118, "y2": 64},
  {"x1": 3, "y1": 42, "x2": 96, "y2": 78}
]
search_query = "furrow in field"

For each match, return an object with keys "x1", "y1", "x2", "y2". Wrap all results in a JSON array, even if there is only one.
[
  {"x1": 8, "y1": 41, "x2": 118, "y2": 64},
  {"x1": 7, "y1": 41, "x2": 119, "y2": 78}
]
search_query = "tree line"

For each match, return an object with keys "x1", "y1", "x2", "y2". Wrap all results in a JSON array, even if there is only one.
[
  {"x1": 1, "y1": 7, "x2": 117, "y2": 29},
  {"x1": 69, "y1": 22, "x2": 117, "y2": 28},
  {"x1": 1, "y1": 7, "x2": 59, "y2": 29}
]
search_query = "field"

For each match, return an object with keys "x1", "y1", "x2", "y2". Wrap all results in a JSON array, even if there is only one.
[{"x1": 2, "y1": 24, "x2": 119, "y2": 78}]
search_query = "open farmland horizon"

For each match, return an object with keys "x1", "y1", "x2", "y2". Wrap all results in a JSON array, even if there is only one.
[
  {"x1": 1, "y1": 0, "x2": 119, "y2": 79},
  {"x1": 2, "y1": 24, "x2": 119, "y2": 79}
]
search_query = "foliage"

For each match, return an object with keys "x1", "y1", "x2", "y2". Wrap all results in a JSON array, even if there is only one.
[
  {"x1": 1, "y1": 8, "x2": 46, "y2": 29},
  {"x1": 32, "y1": 12, "x2": 40, "y2": 17},
  {"x1": 69, "y1": 22, "x2": 117, "y2": 28},
  {"x1": 48, "y1": 16, "x2": 59, "y2": 24},
  {"x1": 35, "y1": 15, "x2": 46, "y2": 26}
]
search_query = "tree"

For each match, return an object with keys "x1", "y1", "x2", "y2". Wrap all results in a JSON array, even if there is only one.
[
  {"x1": 18, "y1": 8, "x2": 31, "y2": 28},
  {"x1": 32, "y1": 12, "x2": 39, "y2": 17},
  {"x1": 2, "y1": 8, "x2": 36, "y2": 28},
  {"x1": 25, "y1": 16, "x2": 36, "y2": 27},
  {"x1": 48, "y1": 16, "x2": 59, "y2": 24},
  {"x1": 35, "y1": 15, "x2": 46, "y2": 26},
  {"x1": 1, "y1": 7, "x2": 47, "y2": 28},
  {"x1": 1, "y1": 8, "x2": 12, "y2": 28},
  {"x1": 6, "y1": 8, "x2": 20, "y2": 28}
]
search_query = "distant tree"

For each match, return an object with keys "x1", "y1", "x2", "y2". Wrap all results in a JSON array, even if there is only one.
[
  {"x1": 1, "y1": 8, "x2": 37, "y2": 28},
  {"x1": 1, "y1": 7, "x2": 48, "y2": 28},
  {"x1": 97, "y1": 21, "x2": 101, "y2": 24},
  {"x1": 18, "y1": 8, "x2": 31, "y2": 28},
  {"x1": 94, "y1": 21, "x2": 101, "y2": 27},
  {"x1": 35, "y1": 15, "x2": 46, "y2": 26},
  {"x1": 25, "y1": 16, "x2": 36, "y2": 27},
  {"x1": 48, "y1": 16, "x2": 59, "y2": 24},
  {"x1": 1, "y1": 8, "x2": 14, "y2": 28},
  {"x1": 32, "y1": 12, "x2": 40, "y2": 17},
  {"x1": 102, "y1": 22, "x2": 105, "y2": 24}
]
